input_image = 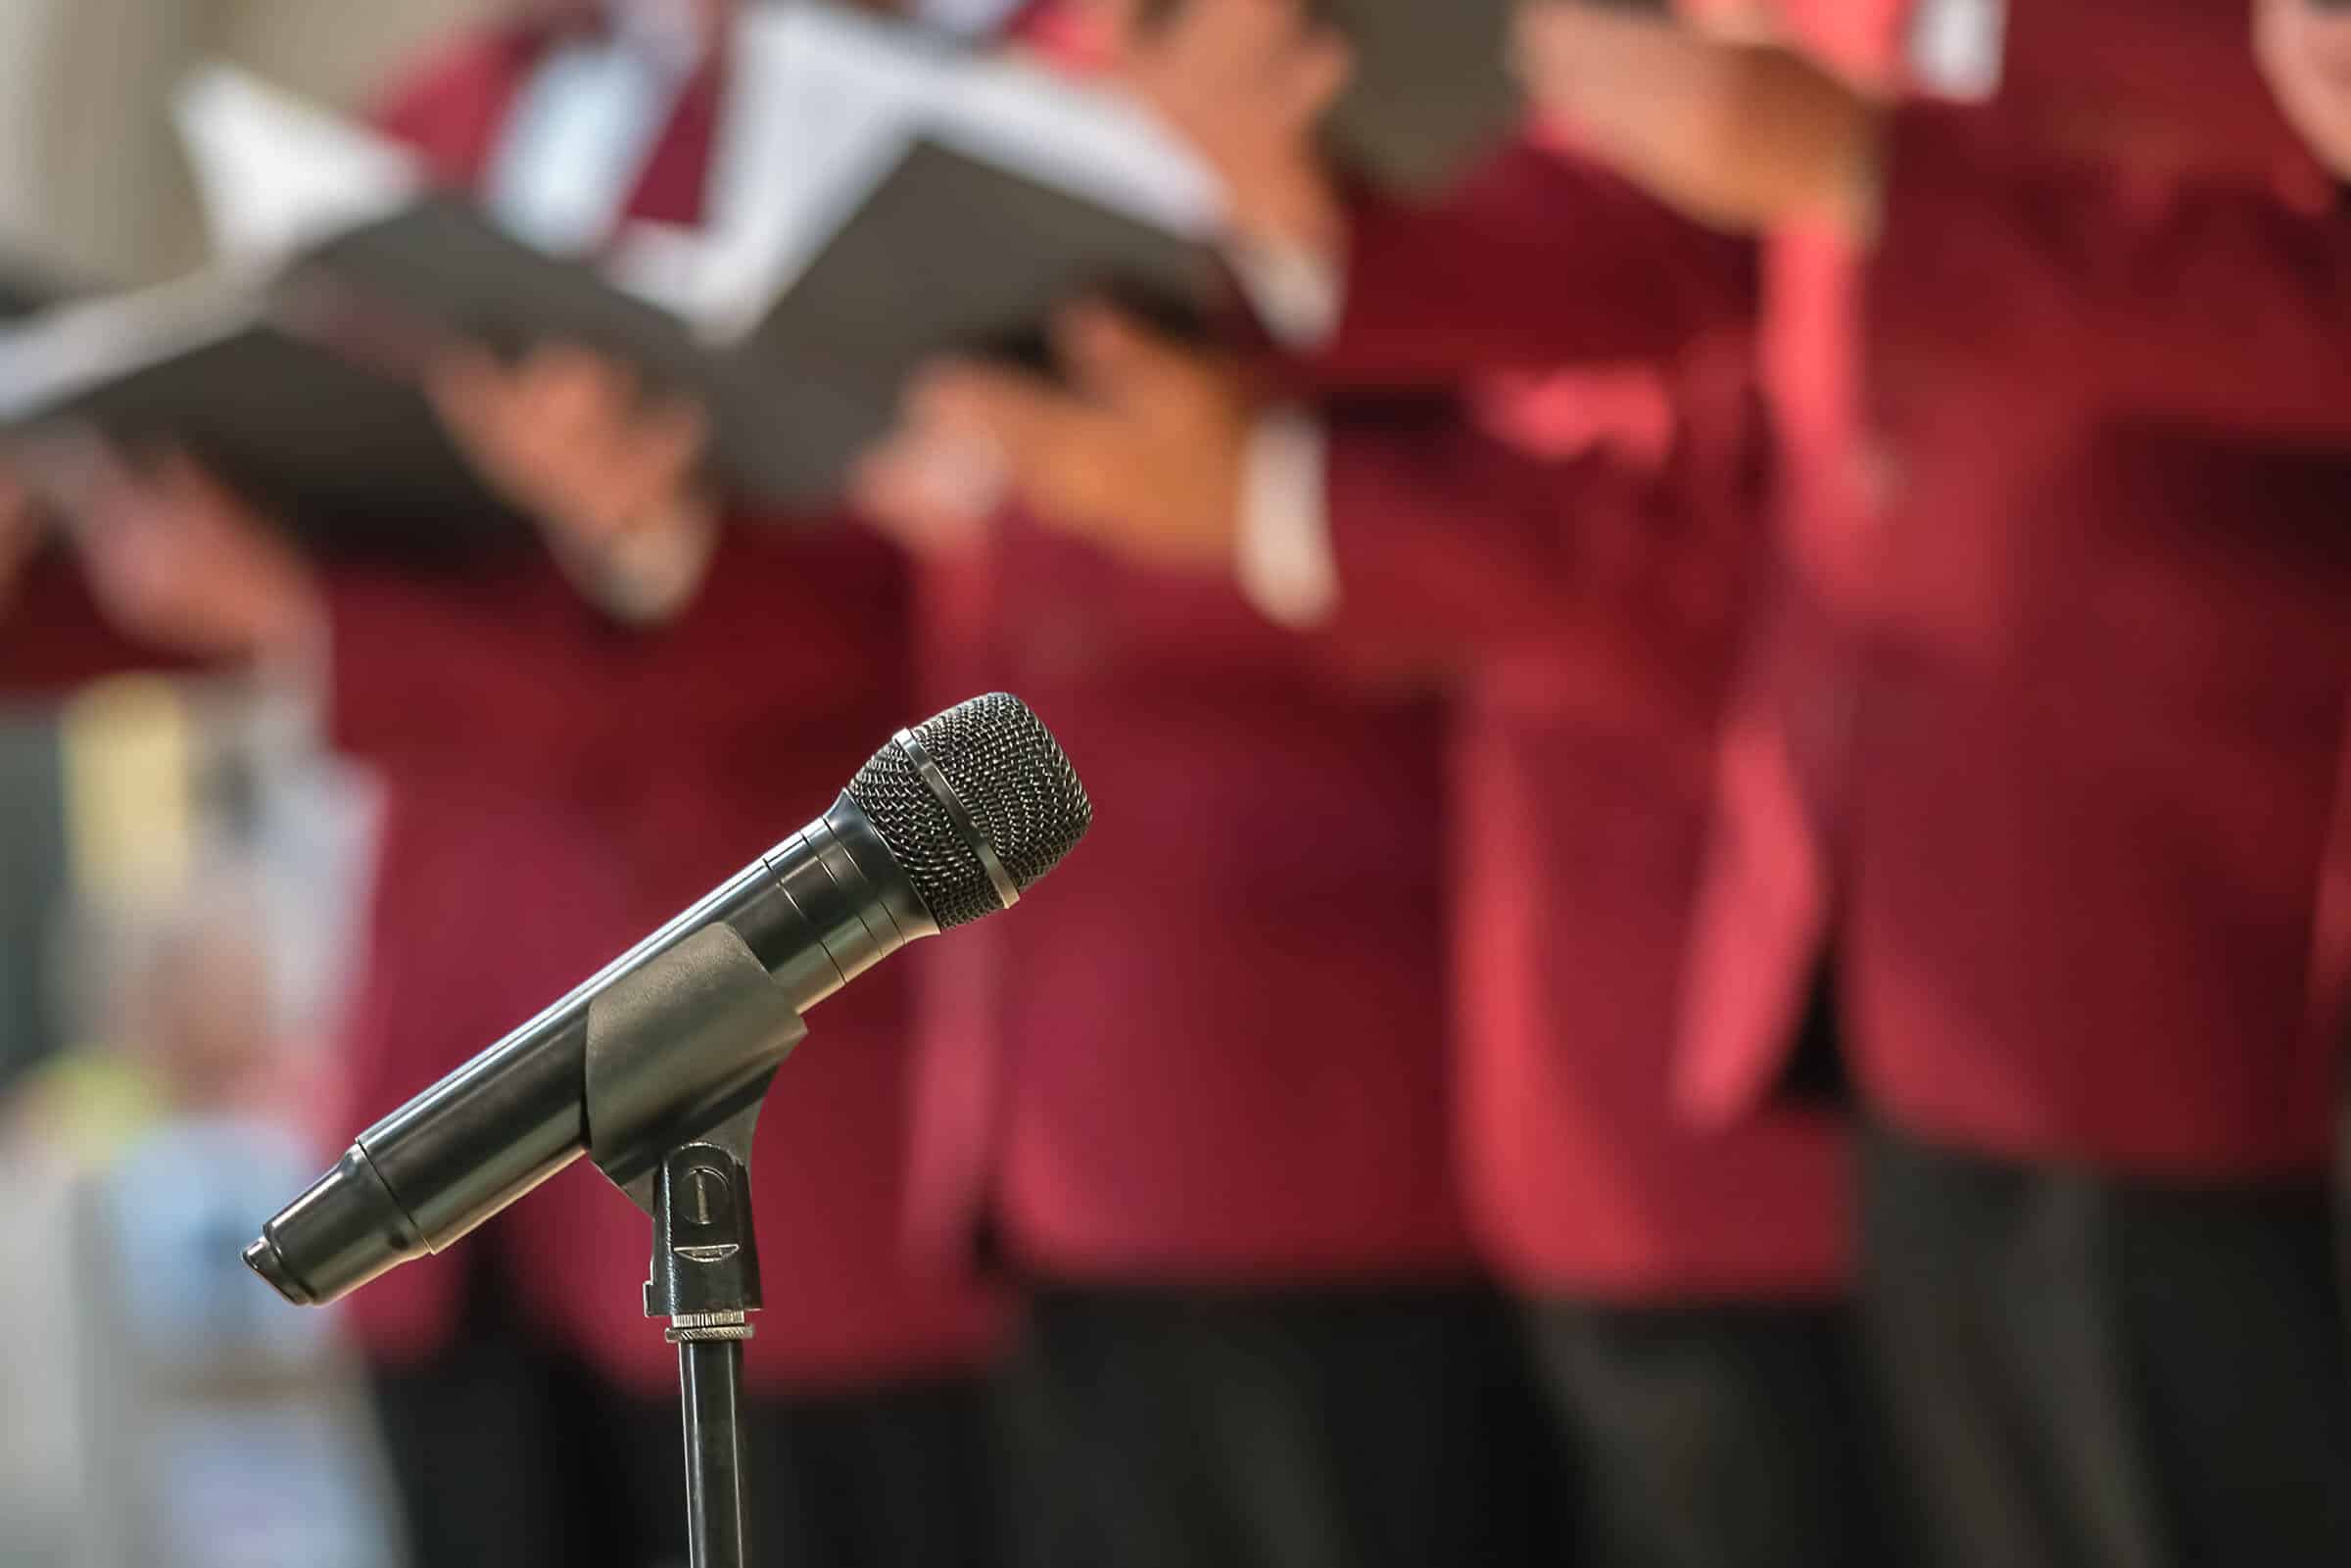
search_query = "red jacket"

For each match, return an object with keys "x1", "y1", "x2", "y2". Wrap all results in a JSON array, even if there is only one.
[
  {"x1": 1300, "y1": 152, "x2": 1848, "y2": 1301},
  {"x1": 1679, "y1": 93, "x2": 2351, "y2": 1178},
  {"x1": 1322, "y1": 404, "x2": 1848, "y2": 1300},
  {"x1": 333, "y1": 25, "x2": 1002, "y2": 1392}
]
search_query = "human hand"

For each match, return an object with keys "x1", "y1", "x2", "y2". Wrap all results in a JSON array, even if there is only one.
[
  {"x1": 44, "y1": 441, "x2": 321, "y2": 661},
  {"x1": 2256, "y1": 0, "x2": 2351, "y2": 178},
  {"x1": 859, "y1": 304, "x2": 1254, "y2": 572},
  {"x1": 427, "y1": 342, "x2": 713, "y2": 563}
]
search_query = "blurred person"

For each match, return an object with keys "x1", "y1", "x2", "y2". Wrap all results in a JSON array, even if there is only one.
[
  {"x1": 1519, "y1": 1, "x2": 2351, "y2": 1562},
  {"x1": 2271, "y1": 0, "x2": 2351, "y2": 1349},
  {"x1": 861, "y1": 5, "x2": 1894, "y2": 1565},
  {"x1": 77, "y1": 879, "x2": 405, "y2": 1568},
  {"x1": 0, "y1": 0, "x2": 494, "y2": 286},
  {"x1": 851, "y1": 6, "x2": 1568, "y2": 1566},
  {"x1": 863, "y1": 381, "x2": 1518, "y2": 1567},
  {"x1": 1, "y1": 872, "x2": 406, "y2": 1568},
  {"x1": 2275, "y1": 8, "x2": 2351, "y2": 1348}
]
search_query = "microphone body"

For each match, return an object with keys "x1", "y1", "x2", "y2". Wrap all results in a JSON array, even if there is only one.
[
  {"x1": 247, "y1": 796, "x2": 934, "y2": 1307},
  {"x1": 244, "y1": 693, "x2": 1092, "y2": 1310}
]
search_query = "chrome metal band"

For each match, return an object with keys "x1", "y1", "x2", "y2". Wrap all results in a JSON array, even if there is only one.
[
  {"x1": 892, "y1": 728, "x2": 1019, "y2": 911},
  {"x1": 666, "y1": 1323, "x2": 756, "y2": 1344},
  {"x1": 666, "y1": 1308, "x2": 754, "y2": 1344}
]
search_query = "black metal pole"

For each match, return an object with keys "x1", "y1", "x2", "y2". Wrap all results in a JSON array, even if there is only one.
[
  {"x1": 648, "y1": 1137, "x2": 765, "y2": 1568},
  {"x1": 679, "y1": 1337, "x2": 749, "y2": 1568}
]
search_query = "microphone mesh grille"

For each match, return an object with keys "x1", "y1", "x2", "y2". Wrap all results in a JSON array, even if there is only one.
[{"x1": 845, "y1": 693, "x2": 1092, "y2": 930}]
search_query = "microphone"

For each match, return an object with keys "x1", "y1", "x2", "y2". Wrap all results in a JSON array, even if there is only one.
[{"x1": 242, "y1": 693, "x2": 1090, "y2": 1308}]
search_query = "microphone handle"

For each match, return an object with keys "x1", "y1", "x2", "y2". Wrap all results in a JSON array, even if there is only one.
[{"x1": 245, "y1": 796, "x2": 933, "y2": 1307}]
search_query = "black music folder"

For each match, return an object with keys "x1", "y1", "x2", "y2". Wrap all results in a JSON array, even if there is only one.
[
  {"x1": 1136, "y1": 0, "x2": 1522, "y2": 193},
  {"x1": 1322, "y1": 0, "x2": 1521, "y2": 192},
  {"x1": 0, "y1": 267, "x2": 536, "y2": 561},
  {"x1": 726, "y1": 139, "x2": 1223, "y2": 503}
]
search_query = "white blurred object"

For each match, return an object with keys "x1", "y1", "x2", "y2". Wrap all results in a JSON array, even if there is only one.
[
  {"x1": 172, "y1": 65, "x2": 422, "y2": 263},
  {"x1": 483, "y1": 8, "x2": 699, "y2": 256},
  {"x1": 1908, "y1": 0, "x2": 2006, "y2": 101}
]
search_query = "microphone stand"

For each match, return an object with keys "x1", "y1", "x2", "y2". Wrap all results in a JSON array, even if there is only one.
[{"x1": 578, "y1": 924, "x2": 811, "y2": 1568}]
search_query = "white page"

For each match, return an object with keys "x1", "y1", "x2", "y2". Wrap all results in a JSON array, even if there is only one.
[
  {"x1": 172, "y1": 66, "x2": 424, "y2": 265},
  {"x1": 928, "y1": 53, "x2": 1224, "y2": 239}
]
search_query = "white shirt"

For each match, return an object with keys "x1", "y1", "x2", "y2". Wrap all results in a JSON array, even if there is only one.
[{"x1": 1226, "y1": 236, "x2": 1345, "y2": 630}]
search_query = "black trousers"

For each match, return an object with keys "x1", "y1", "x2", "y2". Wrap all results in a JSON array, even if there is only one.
[
  {"x1": 600, "y1": 1374, "x2": 1011, "y2": 1568},
  {"x1": 1521, "y1": 1299, "x2": 1889, "y2": 1568},
  {"x1": 997, "y1": 1282, "x2": 1552, "y2": 1568},
  {"x1": 1858, "y1": 1122, "x2": 2351, "y2": 1568},
  {"x1": 368, "y1": 1326, "x2": 600, "y2": 1568},
  {"x1": 2340, "y1": 1098, "x2": 2351, "y2": 1353},
  {"x1": 369, "y1": 1307, "x2": 1007, "y2": 1568}
]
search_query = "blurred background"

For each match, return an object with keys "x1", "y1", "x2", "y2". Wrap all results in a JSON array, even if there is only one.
[{"x1": 0, "y1": 2, "x2": 2347, "y2": 1567}]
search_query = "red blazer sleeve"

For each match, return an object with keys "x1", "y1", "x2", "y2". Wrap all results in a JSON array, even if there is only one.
[{"x1": 1301, "y1": 142, "x2": 1762, "y2": 389}]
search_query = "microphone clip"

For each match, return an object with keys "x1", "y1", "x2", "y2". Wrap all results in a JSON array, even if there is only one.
[{"x1": 581, "y1": 921, "x2": 806, "y2": 1219}]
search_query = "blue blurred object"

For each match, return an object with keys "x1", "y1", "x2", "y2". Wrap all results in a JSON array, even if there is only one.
[{"x1": 81, "y1": 1114, "x2": 405, "y2": 1568}]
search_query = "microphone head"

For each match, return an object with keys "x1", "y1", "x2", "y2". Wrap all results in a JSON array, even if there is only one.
[{"x1": 846, "y1": 693, "x2": 1092, "y2": 930}]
